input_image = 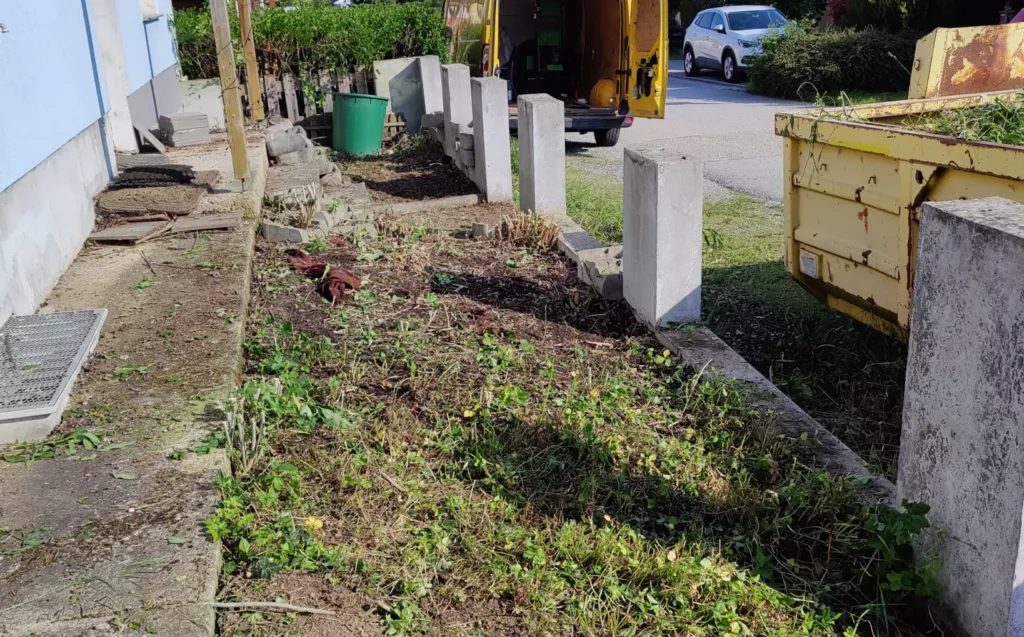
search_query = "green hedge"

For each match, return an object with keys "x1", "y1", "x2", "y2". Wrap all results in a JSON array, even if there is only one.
[
  {"x1": 173, "y1": 2, "x2": 447, "y2": 80},
  {"x1": 746, "y1": 24, "x2": 916, "y2": 100}
]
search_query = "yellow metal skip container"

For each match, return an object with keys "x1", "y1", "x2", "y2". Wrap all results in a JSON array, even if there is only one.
[{"x1": 776, "y1": 90, "x2": 1024, "y2": 340}]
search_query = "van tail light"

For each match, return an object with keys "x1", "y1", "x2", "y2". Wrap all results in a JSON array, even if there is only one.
[
  {"x1": 482, "y1": 44, "x2": 491, "y2": 75},
  {"x1": 624, "y1": 116, "x2": 634, "y2": 125}
]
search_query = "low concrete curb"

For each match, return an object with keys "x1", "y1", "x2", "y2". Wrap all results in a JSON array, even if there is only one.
[{"x1": 173, "y1": 138, "x2": 269, "y2": 220}]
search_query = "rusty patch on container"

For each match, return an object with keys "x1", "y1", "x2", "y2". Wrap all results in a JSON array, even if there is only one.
[
  {"x1": 937, "y1": 26, "x2": 1024, "y2": 97},
  {"x1": 855, "y1": 186, "x2": 864, "y2": 203},
  {"x1": 827, "y1": 261, "x2": 834, "y2": 283},
  {"x1": 862, "y1": 249, "x2": 872, "y2": 265},
  {"x1": 857, "y1": 207, "x2": 870, "y2": 232}
]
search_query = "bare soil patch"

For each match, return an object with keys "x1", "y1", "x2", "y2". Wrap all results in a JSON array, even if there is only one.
[{"x1": 342, "y1": 139, "x2": 478, "y2": 203}]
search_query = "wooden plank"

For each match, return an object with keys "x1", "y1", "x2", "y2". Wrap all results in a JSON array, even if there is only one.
[
  {"x1": 338, "y1": 73, "x2": 352, "y2": 94},
  {"x1": 265, "y1": 74, "x2": 281, "y2": 119},
  {"x1": 209, "y1": 0, "x2": 248, "y2": 180},
  {"x1": 237, "y1": 0, "x2": 265, "y2": 121},
  {"x1": 319, "y1": 70, "x2": 333, "y2": 113},
  {"x1": 354, "y1": 68, "x2": 368, "y2": 94},
  {"x1": 89, "y1": 220, "x2": 172, "y2": 243},
  {"x1": 170, "y1": 212, "x2": 242, "y2": 234},
  {"x1": 282, "y1": 73, "x2": 299, "y2": 121}
]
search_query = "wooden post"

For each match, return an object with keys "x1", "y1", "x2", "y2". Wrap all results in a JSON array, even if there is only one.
[
  {"x1": 237, "y1": 0, "x2": 264, "y2": 121},
  {"x1": 282, "y1": 74, "x2": 299, "y2": 121},
  {"x1": 264, "y1": 74, "x2": 281, "y2": 118},
  {"x1": 319, "y1": 70, "x2": 333, "y2": 113},
  {"x1": 209, "y1": 0, "x2": 248, "y2": 181}
]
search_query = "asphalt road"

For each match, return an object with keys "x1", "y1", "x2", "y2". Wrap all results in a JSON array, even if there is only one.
[{"x1": 567, "y1": 60, "x2": 800, "y2": 202}]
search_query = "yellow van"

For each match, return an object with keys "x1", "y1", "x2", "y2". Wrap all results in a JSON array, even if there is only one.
[{"x1": 442, "y1": 0, "x2": 668, "y2": 146}]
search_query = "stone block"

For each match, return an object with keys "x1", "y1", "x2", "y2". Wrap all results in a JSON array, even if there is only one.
[
  {"x1": 442, "y1": 64, "x2": 472, "y2": 161},
  {"x1": 472, "y1": 222, "x2": 493, "y2": 238},
  {"x1": 470, "y1": 77, "x2": 513, "y2": 203},
  {"x1": 316, "y1": 155, "x2": 336, "y2": 177},
  {"x1": 262, "y1": 221, "x2": 309, "y2": 244},
  {"x1": 418, "y1": 56, "x2": 444, "y2": 116},
  {"x1": 518, "y1": 94, "x2": 566, "y2": 214},
  {"x1": 580, "y1": 257, "x2": 623, "y2": 301},
  {"x1": 459, "y1": 146, "x2": 476, "y2": 168},
  {"x1": 576, "y1": 246, "x2": 623, "y2": 300},
  {"x1": 277, "y1": 147, "x2": 316, "y2": 166},
  {"x1": 622, "y1": 145, "x2": 703, "y2": 326},
  {"x1": 373, "y1": 55, "x2": 442, "y2": 135},
  {"x1": 896, "y1": 197, "x2": 1024, "y2": 637},
  {"x1": 421, "y1": 111, "x2": 445, "y2": 129},
  {"x1": 459, "y1": 130, "x2": 475, "y2": 151},
  {"x1": 266, "y1": 132, "x2": 307, "y2": 158}
]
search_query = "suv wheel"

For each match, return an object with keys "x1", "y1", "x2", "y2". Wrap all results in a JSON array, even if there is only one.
[
  {"x1": 594, "y1": 128, "x2": 621, "y2": 147},
  {"x1": 683, "y1": 48, "x2": 699, "y2": 77},
  {"x1": 722, "y1": 51, "x2": 740, "y2": 83}
]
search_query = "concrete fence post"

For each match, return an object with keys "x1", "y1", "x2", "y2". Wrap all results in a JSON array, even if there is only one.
[
  {"x1": 518, "y1": 94, "x2": 565, "y2": 214},
  {"x1": 470, "y1": 77, "x2": 513, "y2": 203},
  {"x1": 897, "y1": 197, "x2": 1024, "y2": 637},
  {"x1": 441, "y1": 64, "x2": 471, "y2": 163},
  {"x1": 622, "y1": 145, "x2": 703, "y2": 326}
]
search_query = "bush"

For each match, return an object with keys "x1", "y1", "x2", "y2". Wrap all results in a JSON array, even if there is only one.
[
  {"x1": 173, "y1": 2, "x2": 447, "y2": 79},
  {"x1": 747, "y1": 24, "x2": 916, "y2": 100}
]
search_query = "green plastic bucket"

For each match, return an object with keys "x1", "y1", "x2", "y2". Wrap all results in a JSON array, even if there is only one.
[{"x1": 332, "y1": 92, "x2": 389, "y2": 156}]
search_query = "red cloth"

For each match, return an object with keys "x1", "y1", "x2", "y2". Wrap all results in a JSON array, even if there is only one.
[{"x1": 285, "y1": 249, "x2": 361, "y2": 303}]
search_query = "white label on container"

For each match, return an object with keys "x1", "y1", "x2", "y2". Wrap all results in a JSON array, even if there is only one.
[{"x1": 799, "y1": 250, "x2": 820, "y2": 279}]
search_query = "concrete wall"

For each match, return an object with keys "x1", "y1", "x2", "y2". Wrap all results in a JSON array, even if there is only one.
[
  {"x1": 0, "y1": 0, "x2": 183, "y2": 324},
  {"x1": 144, "y1": 0, "x2": 178, "y2": 79},
  {"x1": 0, "y1": 123, "x2": 109, "y2": 326},
  {"x1": 128, "y1": 65, "x2": 184, "y2": 133},
  {"x1": 118, "y1": 0, "x2": 180, "y2": 133},
  {"x1": 181, "y1": 79, "x2": 226, "y2": 131},
  {"x1": 117, "y1": 0, "x2": 151, "y2": 93},
  {"x1": 897, "y1": 197, "x2": 1024, "y2": 637},
  {"x1": 0, "y1": 2, "x2": 106, "y2": 192}
]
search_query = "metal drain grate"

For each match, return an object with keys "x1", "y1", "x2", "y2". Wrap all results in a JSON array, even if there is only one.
[{"x1": 0, "y1": 310, "x2": 107, "y2": 419}]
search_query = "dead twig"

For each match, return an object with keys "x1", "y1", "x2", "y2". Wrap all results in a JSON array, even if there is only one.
[
  {"x1": 138, "y1": 251, "x2": 158, "y2": 277},
  {"x1": 206, "y1": 601, "x2": 336, "y2": 616}
]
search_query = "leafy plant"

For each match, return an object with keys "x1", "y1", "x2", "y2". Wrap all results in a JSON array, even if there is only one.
[
  {"x1": 174, "y1": 2, "x2": 447, "y2": 80},
  {"x1": 747, "y1": 22, "x2": 916, "y2": 100}
]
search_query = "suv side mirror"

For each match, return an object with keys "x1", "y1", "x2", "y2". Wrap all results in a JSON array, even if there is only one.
[{"x1": 714, "y1": 24, "x2": 726, "y2": 34}]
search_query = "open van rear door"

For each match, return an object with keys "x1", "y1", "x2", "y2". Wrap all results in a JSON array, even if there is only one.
[{"x1": 626, "y1": 0, "x2": 668, "y2": 118}]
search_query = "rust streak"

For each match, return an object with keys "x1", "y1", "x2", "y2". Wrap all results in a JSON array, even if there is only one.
[
  {"x1": 938, "y1": 26, "x2": 1024, "y2": 97},
  {"x1": 857, "y1": 207, "x2": 870, "y2": 232}
]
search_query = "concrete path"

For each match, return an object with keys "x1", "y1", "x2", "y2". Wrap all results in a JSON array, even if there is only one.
[
  {"x1": 0, "y1": 137, "x2": 266, "y2": 637},
  {"x1": 568, "y1": 61, "x2": 802, "y2": 201}
]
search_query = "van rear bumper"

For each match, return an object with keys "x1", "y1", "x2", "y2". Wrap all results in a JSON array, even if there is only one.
[{"x1": 507, "y1": 109, "x2": 633, "y2": 133}]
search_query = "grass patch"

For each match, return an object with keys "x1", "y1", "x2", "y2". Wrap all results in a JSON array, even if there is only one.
[
  {"x1": 900, "y1": 91, "x2": 1024, "y2": 145},
  {"x1": 565, "y1": 169, "x2": 624, "y2": 246},
  {"x1": 559, "y1": 181, "x2": 907, "y2": 477},
  {"x1": 812, "y1": 91, "x2": 907, "y2": 106},
  {"x1": 210, "y1": 223, "x2": 937, "y2": 635}
]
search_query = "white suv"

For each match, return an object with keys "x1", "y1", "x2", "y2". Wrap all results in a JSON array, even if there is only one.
[{"x1": 682, "y1": 5, "x2": 787, "y2": 83}]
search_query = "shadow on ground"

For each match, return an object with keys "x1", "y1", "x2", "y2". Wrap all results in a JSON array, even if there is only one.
[{"x1": 703, "y1": 259, "x2": 907, "y2": 478}]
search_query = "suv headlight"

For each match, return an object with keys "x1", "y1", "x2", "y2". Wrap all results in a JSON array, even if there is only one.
[{"x1": 737, "y1": 39, "x2": 759, "y2": 48}]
